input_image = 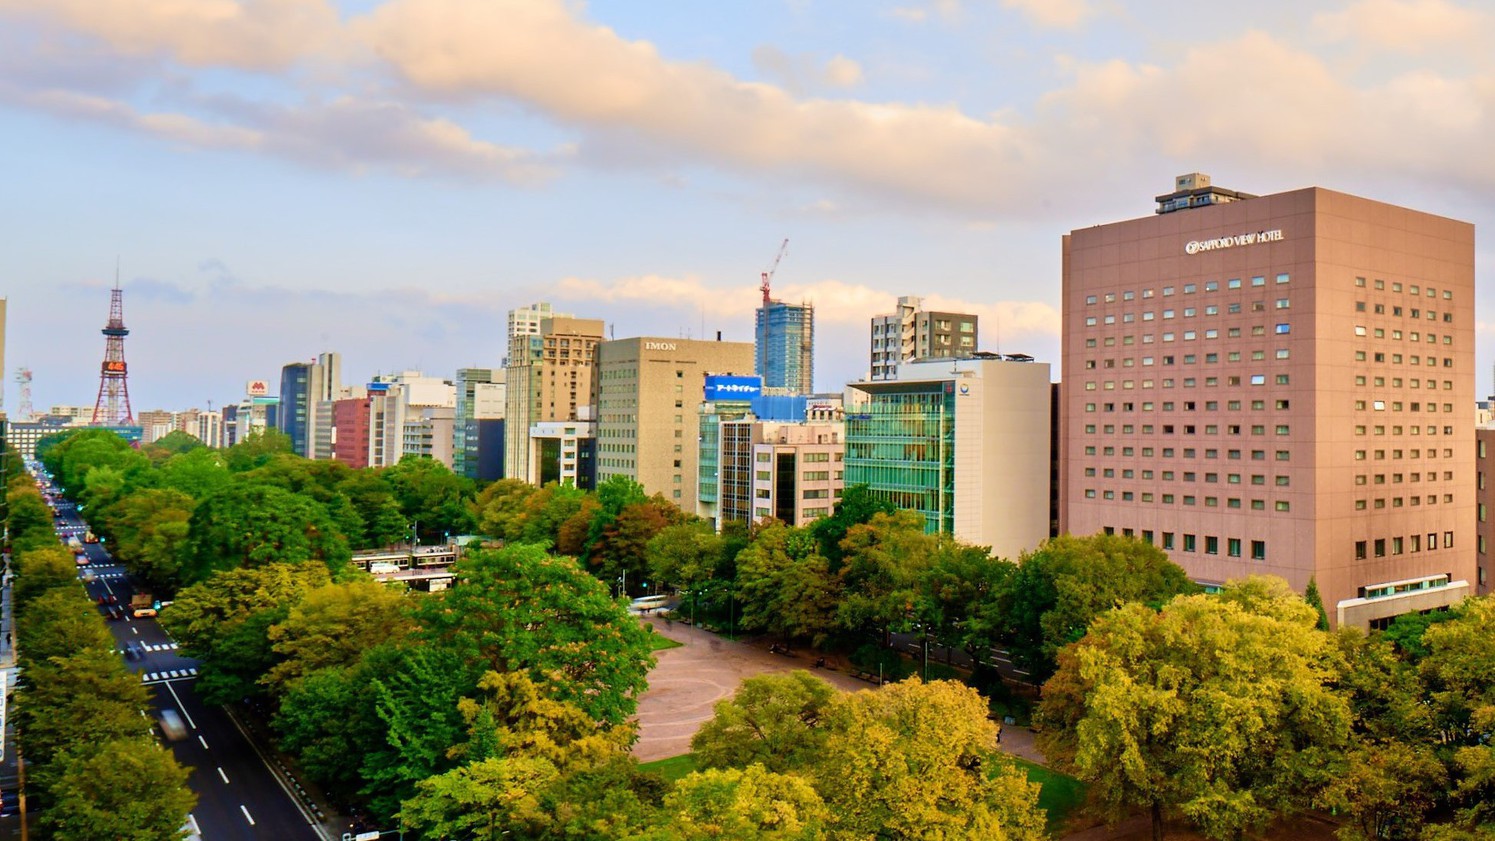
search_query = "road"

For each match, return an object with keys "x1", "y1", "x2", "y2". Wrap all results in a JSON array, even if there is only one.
[{"x1": 58, "y1": 497, "x2": 327, "y2": 841}]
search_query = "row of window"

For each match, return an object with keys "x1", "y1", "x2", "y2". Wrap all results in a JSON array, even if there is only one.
[
  {"x1": 1087, "y1": 348, "x2": 1290, "y2": 369},
  {"x1": 1354, "y1": 277, "x2": 1456, "y2": 300},
  {"x1": 1354, "y1": 532, "x2": 1454, "y2": 559},
  {"x1": 1086, "y1": 373, "x2": 1290, "y2": 391},
  {"x1": 1085, "y1": 490, "x2": 1290, "y2": 510},
  {"x1": 1101, "y1": 526, "x2": 1269, "y2": 561},
  {"x1": 1356, "y1": 426, "x2": 1458, "y2": 436},
  {"x1": 1084, "y1": 274, "x2": 1291, "y2": 304},
  {"x1": 1353, "y1": 496, "x2": 1455, "y2": 510},
  {"x1": 1084, "y1": 444, "x2": 1292, "y2": 459},
  {"x1": 1354, "y1": 350, "x2": 1455, "y2": 368},
  {"x1": 1084, "y1": 300, "x2": 1293, "y2": 325},
  {"x1": 1086, "y1": 468, "x2": 1289, "y2": 484},
  {"x1": 1356, "y1": 400, "x2": 1454, "y2": 413},
  {"x1": 1084, "y1": 320, "x2": 1295, "y2": 339}
]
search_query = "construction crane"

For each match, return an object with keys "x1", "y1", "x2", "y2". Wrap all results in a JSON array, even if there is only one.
[{"x1": 760, "y1": 238, "x2": 789, "y2": 304}]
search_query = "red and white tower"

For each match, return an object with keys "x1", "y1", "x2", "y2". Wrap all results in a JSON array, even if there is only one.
[{"x1": 91, "y1": 282, "x2": 134, "y2": 425}]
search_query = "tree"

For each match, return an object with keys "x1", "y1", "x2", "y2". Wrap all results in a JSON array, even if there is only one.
[
  {"x1": 398, "y1": 755, "x2": 562, "y2": 841},
  {"x1": 919, "y1": 540, "x2": 1013, "y2": 663},
  {"x1": 17, "y1": 588, "x2": 116, "y2": 667},
  {"x1": 1036, "y1": 577, "x2": 1351, "y2": 841},
  {"x1": 646, "y1": 521, "x2": 724, "y2": 593},
  {"x1": 646, "y1": 764, "x2": 830, "y2": 841},
  {"x1": 834, "y1": 510, "x2": 935, "y2": 639},
  {"x1": 155, "y1": 446, "x2": 231, "y2": 500},
  {"x1": 584, "y1": 474, "x2": 647, "y2": 557},
  {"x1": 15, "y1": 648, "x2": 154, "y2": 778},
  {"x1": 182, "y1": 483, "x2": 350, "y2": 581},
  {"x1": 224, "y1": 427, "x2": 293, "y2": 472},
  {"x1": 41, "y1": 736, "x2": 196, "y2": 841},
  {"x1": 381, "y1": 455, "x2": 477, "y2": 541},
  {"x1": 262, "y1": 578, "x2": 416, "y2": 697},
  {"x1": 733, "y1": 524, "x2": 839, "y2": 642},
  {"x1": 473, "y1": 478, "x2": 538, "y2": 541},
  {"x1": 97, "y1": 488, "x2": 196, "y2": 593},
  {"x1": 159, "y1": 561, "x2": 332, "y2": 704},
  {"x1": 691, "y1": 670, "x2": 837, "y2": 773},
  {"x1": 1004, "y1": 533, "x2": 1197, "y2": 681},
  {"x1": 1420, "y1": 597, "x2": 1495, "y2": 828},
  {"x1": 516, "y1": 482, "x2": 589, "y2": 548},
  {"x1": 813, "y1": 678, "x2": 1045, "y2": 840},
  {"x1": 13, "y1": 545, "x2": 83, "y2": 611},
  {"x1": 1317, "y1": 739, "x2": 1448, "y2": 841},
  {"x1": 145, "y1": 429, "x2": 204, "y2": 458},
  {"x1": 1304, "y1": 576, "x2": 1330, "y2": 632},
  {"x1": 339, "y1": 470, "x2": 410, "y2": 548},
  {"x1": 412, "y1": 544, "x2": 655, "y2": 725},
  {"x1": 808, "y1": 484, "x2": 896, "y2": 567},
  {"x1": 590, "y1": 496, "x2": 686, "y2": 590}
]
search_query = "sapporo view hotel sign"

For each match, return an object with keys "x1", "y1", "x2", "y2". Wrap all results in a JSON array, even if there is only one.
[{"x1": 1185, "y1": 229, "x2": 1285, "y2": 255}]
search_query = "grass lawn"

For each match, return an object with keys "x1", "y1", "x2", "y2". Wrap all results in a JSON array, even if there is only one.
[
  {"x1": 638, "y1": 753, "x2": 698, "y2": 783},
  {"x1": 1009, "y1": 756, "x2": 1087, "y2": 832},
  {"x1": 647, "y1": 632, "x2": 684, "y2": 651}
]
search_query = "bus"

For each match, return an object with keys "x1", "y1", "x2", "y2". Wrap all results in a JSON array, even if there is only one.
[{"x1": 628, "y1": 595, "x2": 670, "y2": 615}]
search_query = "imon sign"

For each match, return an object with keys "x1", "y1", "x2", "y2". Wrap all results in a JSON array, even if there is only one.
[
  {"x1": 1184, "y1": 229, "x2": 1284, "y2": 254},
  {"x1": 644, "y1": 341, "x2": 678, "y2": 351}
]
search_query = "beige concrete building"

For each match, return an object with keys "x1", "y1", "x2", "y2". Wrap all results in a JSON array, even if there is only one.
[
  {"x1": 869, "y1": 295, "x2": 979, "y2": 381},
  {"x1": 1061, "y1": 175, "x2": 1476, "y2": 629},
  {"x1": 504, "y1": 316, "x2": 604, "y2": 482},
  {"x1": 595, "y1": 337, "x2": 755, "y2": 506}
]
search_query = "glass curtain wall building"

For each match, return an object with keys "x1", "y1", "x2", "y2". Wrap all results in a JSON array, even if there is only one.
[
  {"x1": 845, "y1": 382, "x2": 955, "y2": 535},
  {"x1": 755, "y1": 301, "x2": 814, "y2": 393}
]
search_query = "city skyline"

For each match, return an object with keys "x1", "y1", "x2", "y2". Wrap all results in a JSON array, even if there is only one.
[{"x1": 2, "y1": 0, "x2": 1494, "y2": 410}]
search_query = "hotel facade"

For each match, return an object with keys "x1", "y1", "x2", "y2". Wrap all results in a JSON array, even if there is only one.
[{"x1": 1060, "y1": 175, "x2": 1476, "y2": 629}]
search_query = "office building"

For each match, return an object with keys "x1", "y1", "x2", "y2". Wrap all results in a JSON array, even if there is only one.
[
  {"x1": 846, "y1": 355, "x2": 1052, "y2": 560},
  {"x1": 756, "y1": 300, "x2": 814, "y2": 393},
  {"x1": 504, "y1": 316, "x2": 603, "y2": 482},
  {"x1": 869, "y1": 296, "x2": 979, "y2": 380},
  {"x1": 277, "y1": 352, "x2": 341, "y2": 458},
  {"x1": 454, "y1": 368, "x2": 504, "y2": 479},
  {"x1": 507, "y1": 303, "x2": 572, "y2": 362},
  {"x1": 529, "y1": 420, "x2": 596, "y2": 489},
  {"x1": 1061, "y1": 174, "x2": 1476, "y2": 629},
  {"x1": 596, "y1": 337, "x2": 755, "y2": 506},
  {"x1": 332, "y1": 395, "x2": 374, "y2": 469}
]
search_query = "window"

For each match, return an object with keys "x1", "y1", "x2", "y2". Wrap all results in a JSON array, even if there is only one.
[
  {"x1": 1251, "y1": 541, "x2": 1266, "y2": 561},
  {"x1": 1183, "y1": 534, "x2": 1196, "y2": 551},
  {"x1": 1205, "y1": 536, "x2": 1219, "y2": 554},
  {"x1": 1275, "y1": 323, "x2": 1291, "y2": 334},
  {"x1": 1228, "y1": 538, "x2": 1242, "y2": 557}
]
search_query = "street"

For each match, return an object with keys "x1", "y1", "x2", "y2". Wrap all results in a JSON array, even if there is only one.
[{"x1": 61, "y1": 499, "x2": 327, "y2": 840}]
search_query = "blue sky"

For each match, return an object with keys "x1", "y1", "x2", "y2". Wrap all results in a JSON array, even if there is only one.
[{"x1": 2, "y1": 0, "x2": 1492, "y2": 412}]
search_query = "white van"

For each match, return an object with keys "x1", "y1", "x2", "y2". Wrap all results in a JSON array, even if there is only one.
[
  {"x1": 369, "y1": 562, "x2": 401, "y2": 575},
  {"x1": 628, "y1": 595, "x2": 670, "y2": 615}
]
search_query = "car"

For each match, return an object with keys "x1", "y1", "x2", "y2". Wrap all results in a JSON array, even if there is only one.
[
  {"x1": 158, "y1": 709, "x2": 188, "y2": 741},
  {"x1": 105, "y1": 605, "x2": 124, "y2": 621},
  {"x1": 122, "y1": 643, "x2": 141, "y2": 660},
  {"x1": 132, "y1": 606, "x2": 157, "y2": 618}
]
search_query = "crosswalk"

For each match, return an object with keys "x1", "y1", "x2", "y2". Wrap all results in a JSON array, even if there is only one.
[
  {"x1": 140, "y1": 642, "x2": 179, "y2": 653},
  {"x1": 141, "y1": 667, "x2": 198, "y2": 684}
]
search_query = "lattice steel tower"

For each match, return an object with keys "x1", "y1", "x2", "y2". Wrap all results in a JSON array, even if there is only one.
[{"x1": 91, "y1": 281, "x2": 134, "y2": 425}]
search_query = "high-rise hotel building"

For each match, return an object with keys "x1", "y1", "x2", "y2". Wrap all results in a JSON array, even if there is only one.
[{"x1": 1061, "y1": 174, "x2": 1476, "y2": 629}]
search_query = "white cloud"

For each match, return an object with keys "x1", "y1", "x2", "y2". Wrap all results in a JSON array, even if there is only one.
[
  {"x1": 1002, "y1": 0, "x2": 1092, "y2": 28},
  {"x1": 0, "y1": 0, "x2": 347, "y2": 70},
  {"x1": 824, "y1": 55, "x2": 865, "y2": 88},
  {"x1": 1313, "y1": 0, "x2": 1493, "y2": 54}
]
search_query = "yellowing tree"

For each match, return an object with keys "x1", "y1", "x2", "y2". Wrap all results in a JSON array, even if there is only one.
[
  {"x1": 813, "y1": 678, "x2": 1045, "y2": 841},
  {"x1": 1036, "y1": 576, "x2": 1350, "y2": 841}
]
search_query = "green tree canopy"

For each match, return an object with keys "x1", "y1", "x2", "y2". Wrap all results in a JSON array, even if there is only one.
[
  {"x1": 41, "y1": 736, "x2": 196, "y2": 841},
  {"x1": 261, "y1": 578, "x2": 416, "y2": 697},
  {"x1": 380, "y1": 455, "x2": 477, "y2": 541},
  {"x1": 807, "y1": 484, "x2": 897, "y2": 566},
  {"x1": 412, "y1": 544, "x2": 655, "y2": 725},
  {"x1": 691, "y1": 671, "x2": 837, "y2": 773},
  {"x1": 733, "y1": 524, "x2": 839, "y2": 643},
  {"x1": 1004, "y1": 533, "x2": 1198, "y2": 681},
  {"x1": 1036, "y1": 576, "x2": 1350, "y2": 840},
  {"x1": 834, "y1": 510, "x2": 935, "y2": 638},
  {"x1": 182, "y1": 482, "x2": 350, "y2": 581}
]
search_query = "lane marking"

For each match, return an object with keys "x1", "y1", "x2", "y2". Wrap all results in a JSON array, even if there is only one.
[
  {"x1": 223, "y1": 706, "x2": 330, "y2": 840},
  {"x1": 163, "y1": 681, "x2": 197, "y2": 731},
  {"x1": 217, "y1": 767, "x2": 230, "y2": 784},
  {"x1": 240, "y1": 805, "x2": 255, "y2": 826},
  {"x1": 198, "y1": 735, "x2": 209, "y2": 750},
  {"x1": 131, "y1": 627, "x2": 139, "y2": 635}
]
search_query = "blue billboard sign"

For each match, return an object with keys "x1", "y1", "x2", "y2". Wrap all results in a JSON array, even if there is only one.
[
  {"x1": 704, "y1": 375, "x2": 762, "y2": 402},
  {"x1": 367, "y1": 382, "x2": 391, "y2": 393}
]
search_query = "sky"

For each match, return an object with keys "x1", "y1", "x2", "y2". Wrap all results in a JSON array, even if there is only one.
[{"x1": 1, "y1": 0, "x2": 1493, "y2": 413}]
